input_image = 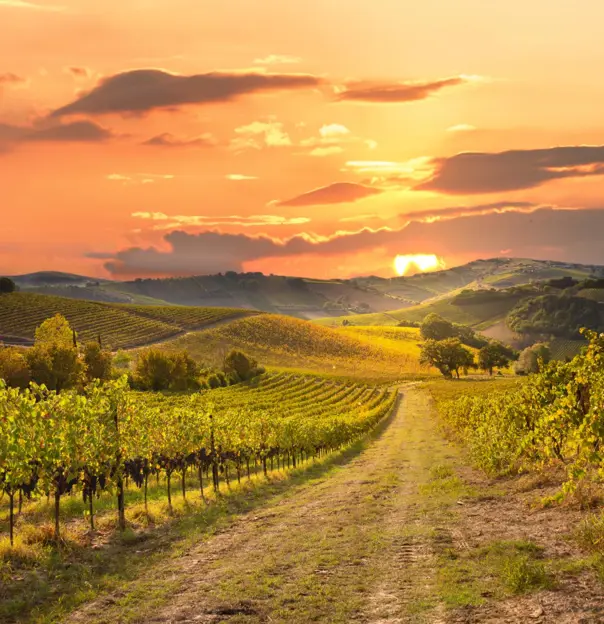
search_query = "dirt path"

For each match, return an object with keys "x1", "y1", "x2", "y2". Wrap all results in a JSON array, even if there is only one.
[{"x1": 66, "y1": 388, "x2": 604, "y2": 624}]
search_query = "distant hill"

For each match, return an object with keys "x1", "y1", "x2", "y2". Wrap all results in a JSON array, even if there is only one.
[{"x1": 9, "y1": 257, "x2": 604, "y2": 320}]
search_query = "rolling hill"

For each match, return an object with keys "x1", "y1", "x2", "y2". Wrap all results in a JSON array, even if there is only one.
[
  {"x1": 0, "y1": 292, "x2": 253, "y2": 350},
  {"x1": 147, "y1": 314, "x2": 431, "y2": 381},
  {"x1": 9, "y1": 257, "x2": 604, "y2": 320}
]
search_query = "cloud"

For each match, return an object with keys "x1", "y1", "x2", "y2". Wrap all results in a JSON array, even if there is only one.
[
  {"x1": 142, "y1": 132, "x2": 216, "y2": 148},
  {"x1": 51, "y1": 69, "x2": 323, "y2": 116},
  {"x1": 272, "y1": 182, "x2": 383, "y2": 207},
  {"x1": 299, "y1": 123, "x2": 376, "y2": 157},
  {"x1": 0, "y1": 120, "x2": 115, "y2": 151},
  {"x1": 253, "y1": 54, "x2": 301, "y2": 65},
  {"x1": 447, "y1": 124, "x2": 476, "y2": 133},
  {"x1": 132, "y1": 212, "x2": 309, "y2": 230},
  {"x1": 416, "y1": 145, "x2": 604, "y2": 194},
  {"x1": 65, "y1": 66, "x2": 91, "y2": 79},
  {"x1": 344, "y1": 158, "x2": 433, "y2": 186},
  {"x1": 308, "y1": 146, "x2": 344, "y2": 157},
  {"x1": 319, "y1": 124, "x2": 350, "y2": 138},
  {"x1": 93, "y1": 206, "x2": 604, "y2": 277},
  {"x1": 0, "y1": 72, "x2": 26, "y2": 86},
  {"x1": 226, "y1": 174, "x2": 258, "y2": 181},
  {"x1": 107, "y1": 172, "x2": 174, "y2": 184},
  {"x1": 0, "y1": 0, "x2": 64, "y2": 10},
  {"x1": 401, "y1": 201, "x2": 544, "y2": 223},
  {"x1": 231, "y1": 120, "x2": 292, "y2": 150},
  {"x1": 334, "y1": 76, "x2": 470, "y2": 103}
]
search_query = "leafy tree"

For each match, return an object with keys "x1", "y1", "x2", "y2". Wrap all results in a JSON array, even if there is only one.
[
  {"x1": 113, "y1": 350, "x2": 132, "y2": 370},
  {"x1": 169, "y1": 351, "x2": 199, "y2": 391},
  {"x1": 83, "y1": 341, "x2": 112, "y2": 382},
  {"x1": 223, "y1": 349, "x2": 259, "y2": 381},
  {"x1": 26, "y1": 343, "x2": 83, "y2": 391},
  {"x1": 420, "y1": 314, "x2": 457, "y2": 341},
  {"x1": 0, "y1": 277, "x2": 16, "y2": 294},
  {"x1": 478, "y1": 341, "x2": 514, "y2": 375},
  {"x1": 0, "y1": 347, "x2": 30, "y2": 388},
  {"x1": 34, "y1": 313, "x2": 75, "y2": 348},
  {"x1": 420, "y1": 338, "x2": 474, "y2": 379},
  {"x1": 135, "y1": 350, "x2": 174, "y2": 391},
  {"x1": 514, "y1": 343, "x2": 551, "y2": 375}
]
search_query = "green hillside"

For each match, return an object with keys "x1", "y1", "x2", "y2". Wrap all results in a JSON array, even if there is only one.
[
  {"x1": 151, "y1": 314, "x2": 431, "y2": 381},
  {"x1": 0, "y1": 292, "x2": 252, "y2": 349}
]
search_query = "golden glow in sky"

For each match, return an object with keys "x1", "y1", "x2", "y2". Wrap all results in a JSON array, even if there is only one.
[
  {"x1": 393, "y1": 254, "x2": 445, "y2": 276},
  {"x1": 2, "y1": 0, "x2": 604, "y2": 278}
]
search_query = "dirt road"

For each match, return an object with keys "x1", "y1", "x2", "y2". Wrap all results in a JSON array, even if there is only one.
[{"x1": 67, "y1": 388, "x2": 604, "y2": 624}]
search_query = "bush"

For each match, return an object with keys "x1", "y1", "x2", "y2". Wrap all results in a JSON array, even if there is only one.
[
  {"x1": 514, "y1": 343, "x2": 551, "y2": 375},
  {"x1": 0, "y1": 277, "x2": 16, "y2": 294},
  {"x1": 0, "y1": 347, "x2": 30, "y2": 388},
  {"x1": 83, "y1": 341, "x2": 112, "y2": 382},
  {"x1": 223, "y1": 349, "x2": 260, "y2": 382},
  {"x1": 135, "y1": 350, "x2": 174, "y2": 391},
  {"x1": 26, "y1": 344, "x2": 83, "y2": 391}
]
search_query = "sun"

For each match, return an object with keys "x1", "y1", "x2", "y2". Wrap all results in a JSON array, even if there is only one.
[{"x1": 393, "y1": 254, "x2": 444, "y2": 276}]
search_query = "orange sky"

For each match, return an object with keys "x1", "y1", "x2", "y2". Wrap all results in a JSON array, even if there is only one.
[{"x1": 3, "y1": 0, "x2": 604, "y2": 279}]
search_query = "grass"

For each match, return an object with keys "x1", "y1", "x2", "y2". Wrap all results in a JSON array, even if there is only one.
[
  {"x1": 154, "y1": 315, "x2": 434, "y2": 382},
  {"x1": 0, "y1": 429, "x2": 387, "y2": 624},
  {"x1": 0, "y1": 292, "x2": 253, "y2": 350}
]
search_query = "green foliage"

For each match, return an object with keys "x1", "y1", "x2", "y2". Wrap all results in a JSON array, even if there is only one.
[
  {"x1": 0, "y1": 277, "x2": 16, "y2": 294},
  {"x1": 113, "y1": 349, "x2": 132, "y2": 370},
  {"x1": 420, "y1": 314, "x2": 457, "y2": 341},
  {"x1": 0, "y1": 373, "x2": 396, "y2": 546},
  {"x1": 83, "y1": 342, "x2": 112, "y2": 382},
  {"x1": 26, "y1": 343, "x2": 83, "y2": 392},
  {"x1": 507, "y1": 294, "x2": 603, "y2": 338},
  {"x1": 420, "y1": 338, "x2": 474, "y2": 379},
  {"x1": 135, "y1": 349, "x2": 200, "y2": 391},
  {"x1": 0, "y1": 348, "x2": 30, "y2": 389},
  {"x1": 514, "y1": 343, "x2": 551, "y2": 375},
  {"x1": 478, "y1": 341, "x2": 515, "y2": 375},
  {"x1": 34, "y1": 313, "x2": 74, "y2": 348},
  {"x1": 435, "y1": 330, "x2": 604, "y2": 494},
  {"x1": 223, "y1": 349, "x2": 260, "y2": 381}
]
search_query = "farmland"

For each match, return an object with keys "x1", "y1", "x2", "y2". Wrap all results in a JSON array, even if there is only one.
[{"x1": 0, "y1": 293, "x2": 252, "y2": 349}]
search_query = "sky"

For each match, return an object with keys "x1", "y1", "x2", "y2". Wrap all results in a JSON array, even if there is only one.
[{"x1": 3, "y1": 0, "x2": 604, "y2": 280}]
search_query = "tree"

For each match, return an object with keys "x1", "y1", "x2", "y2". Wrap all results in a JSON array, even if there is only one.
[
  {"x1": 223, "y1": 349, "x2": 259, "y2": 382},
  {"x1": 169, "y1": 351, "x2": 199, "y2": 391},
  {"x1": 34, "y1": 313, "x2": 74, "y2": 348},
  {"x1": 420, "y1": 338, "x2": 474, "y2": 379},
  {"x1": 514, "y1": 343, "x2": 551, "y2": 375},
  {"x1": 478, "y1": 341, "x2": 514, "y2": 375},
  {"x1": 420, "y1": 314, "x2": 457, "y2": 341},
  {"x1": 26, "y1": 343, "x2": 83, "y2": 391},
  {"x1": 135, "y1": 350, "x2": 174, "y2": 391},
  {"x1": 0, "y1": 347, "x2": 30, "y2": 388},
  {"x1": 83, "y1": 341, "x2": 112, "y2": 382},
  {"x1": 0, "y1": 277, "x2": 16, "y2": 294}
]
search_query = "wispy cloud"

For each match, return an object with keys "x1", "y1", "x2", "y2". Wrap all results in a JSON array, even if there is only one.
[
  {"x1": 107, "y1": 173, "x2": 174, "y2": 184},
  {"x1": 132, "y1": 211, "x2": 309, "y2": 229},
  {"x1": 253, "y1": 54, "x2": 301, "y2": 65},
  {"x1": 0, "y1": 0, "x2": 65, "y2": 10},
  {"x1": 226, "y1": 174, "x2": 258, "y2": 181},
  {"x1": 142, "y1": 132, "x2": 217, "y2": 148},
  {"x1": 231, "y1": 119, "x2": 292, "y2": 150},
  {"x1": 272, "y1": 182, "x2": 383, "y2": 207},
  {"x1": 447, "y1": 123, "x2": 476, "y2": 133}
]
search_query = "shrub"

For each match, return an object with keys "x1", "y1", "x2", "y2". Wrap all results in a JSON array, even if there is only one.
[
  {"x1": 0, "y1": 277, "x2": 16, "y2": 294},
  {"x1": 0, "y1": 347, "x2": 30, "y2": 389},
  {"x1": 26, "y1": 344, "x2": 83, "y2": 391},
  {"x1": 83, "y1": 341, "x2": 112, "y2": 382},
  {"x1": 135, "y1": 350, "x2": 174, "y2": 391},
  {"x1": 223, "y1": 349, "x2": 259, "y2": 381}
]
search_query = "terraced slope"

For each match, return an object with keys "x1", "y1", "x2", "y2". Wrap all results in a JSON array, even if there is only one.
[{"x1": 0, "y1": 292, "x2": 252, "y2": 349}]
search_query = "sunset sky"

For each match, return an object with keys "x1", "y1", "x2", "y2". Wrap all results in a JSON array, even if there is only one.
[{"x1": 3, "y1": 0, "x2": 604, "y2": 279}]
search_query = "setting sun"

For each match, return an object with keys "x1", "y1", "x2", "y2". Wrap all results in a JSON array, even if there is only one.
[{"x1": 393, "y1": 254, "x2": 445, "y2": 276}]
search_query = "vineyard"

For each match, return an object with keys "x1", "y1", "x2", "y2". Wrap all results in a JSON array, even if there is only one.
[
  {"x1": 0, "y1": 373, "x2": 396, "y2": 549},
  {"x1": 430, "y1": 330, "x2": 604, "y2": 486},
  {"x1": 0, "y1": 292, "x2": 251, "y2": 349},
  {"x1": 161, "y1": 314, "x2": 430, "y2": 381}
]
